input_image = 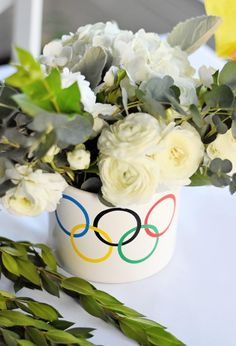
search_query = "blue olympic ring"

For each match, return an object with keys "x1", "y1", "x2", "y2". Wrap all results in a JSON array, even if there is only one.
[{"x1": 55, "y1": 194, "x2": 90, "y2": 238}]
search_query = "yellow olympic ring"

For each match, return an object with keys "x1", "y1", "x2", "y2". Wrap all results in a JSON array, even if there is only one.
[{"x1": 70, "y1": 224, "x2": 113, "y2": 263}]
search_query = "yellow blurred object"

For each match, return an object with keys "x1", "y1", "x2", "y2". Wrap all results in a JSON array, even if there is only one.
[{"x1": 205, "y1": 0, "x2": 236, "y2": 58}]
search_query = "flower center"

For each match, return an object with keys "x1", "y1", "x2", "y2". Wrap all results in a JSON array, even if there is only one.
[{"x1": 169, "y1": 146, "x2": 186, "y2": 165}]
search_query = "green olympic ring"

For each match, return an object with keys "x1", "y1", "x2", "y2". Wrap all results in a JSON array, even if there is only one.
[{"x1": 117, "y1": 224, "x2": 159, "y2": 264}]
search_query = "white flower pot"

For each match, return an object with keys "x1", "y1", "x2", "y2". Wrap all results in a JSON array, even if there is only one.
[{"x1": 52, "y1": 186, "x2": 180, "y2": 283}]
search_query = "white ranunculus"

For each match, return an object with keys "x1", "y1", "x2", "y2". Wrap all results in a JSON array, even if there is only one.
[
  {"x1": 154, "y1": 123, "x2": 204, "y2": 186},
  {"x1": 2, "y1": 182, "x2": 48, "y2": 216},
  {"x1": 3, "y1": 165, "x2": 67, "y2": 215},
  {"x1": 99, "y1": 156, "x2": 160, "y2": 206},
  {"x1": 207, "y1": 129, "x2": 236, "y2": 173},
  {"x1": 198, "y1": 65, "x2": 216, "y2": 88},
  {"x1": 98, "y1": 112, "x2": 163, "y2": 159},
  {"x1": 42, "y1": 145, "x2": 60, "y2": 163},
  {"x1": 67, "y1": 144, "x2": 91, "y2": 170}
]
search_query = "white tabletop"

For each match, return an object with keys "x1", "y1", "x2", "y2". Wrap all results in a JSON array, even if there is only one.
[
  {"x1": 1, "y1": 186, "x2": 236, "y2": 346},
  {"x1": 1, "y1": 47, "x2": 234, "y2": 346}
]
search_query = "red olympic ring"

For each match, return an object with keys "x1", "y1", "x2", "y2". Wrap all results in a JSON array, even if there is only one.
[{"x1": 144, "y1": 194, "x2": 176, "y2": 238}]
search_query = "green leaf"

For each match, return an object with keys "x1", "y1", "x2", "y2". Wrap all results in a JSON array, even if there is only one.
[
  {"x1": 16, "y1": 259, "x2": 41, "y2": 286},
  {"x1": 167, "y1": 15, "x2": 222, "y2": 54},
  {"x1": 219, "y1": 61, "x2": 236, "y2": 92},
  {"x1": 2, "y1": 252, "x2": 20, "y2": 276},
  {"x1": 212, "y1": 115, "x2": 228, "y2": 134},
  {"x1": 73, "y1": 47, "x2": 108, "y2": 89},
  {"x1": 190, "y1": 104, "x2": 204, "y2": 128},
  {"x1": 0, "y1": 311, "x2": 51, "y2": 330},
  {"x1": 147, "y1": 326, "x2": 186, "y2": 346},
  {"x1": 190, "y1": 172, "x2": 211, "y2": 186},
  {"x1": 28, "y1": 112, "x2": 93, "y2": 146},
  {"x1": 40, "y1": 272, "x2": 60, "y2": 297},
  {"x1": 46, "y1": 329, "x2": 81, "y2": 344},
  {"x1": 56, "y1": 82, "x2": 81, "y2": 114},
  {"x1": 80, "y1": 177, "x2": 102, "y2": 193},
  {"x1": 26, "y1": 327, "x2": 48, "y2": 346},
  {"x1": 67, "y1": 328, "x2": 94, "y2": 339},
  {"x1": 26, "y1": 301, "x2": 60, "y2": 322},
  {"x1": 204, "y1": 85, "x2": 234, "y2": 108},
  {"x1": 12, "y1": 94, "x2": 43, "y2": 116},
  {"x1": 0, "y1": 290, "x2": 15, "y2": 299},
  {"x1": 209, "y1": 158, "x2": 222, "y2": 173},
  {"x1": 120, "y1": 318, "x2": 148, "y2": 345},
  {"x1": 221, "y1": 159, "x2": 233, "y2": 174},
  {"x1": 17, "y1": 340, "x2": 37, "y2": 346},
  {"x1": 61, "y1": 277, "x2": 94, "y2": 296},
  {"x1": 50, "y1": 320, "x2": 74, "y2": 330},
  {"x1": 36, "y1": 244, "x2": 57, "y2": 271},
  {"x1": 0, "y1": 246, "x2": 26, "y2": 257},
  {"x1": 1, "y1": 329, "x2": 19, "y2": 346},
  {"x1": 80, "y1": 296, "x2": 106, "y2": 320}
]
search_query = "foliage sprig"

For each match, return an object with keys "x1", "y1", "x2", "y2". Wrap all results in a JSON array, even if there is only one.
[{"x1": 0, "y1": 237, "x2": 185, "y2": 346}]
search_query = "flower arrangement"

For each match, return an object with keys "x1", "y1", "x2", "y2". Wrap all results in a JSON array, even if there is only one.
[{"x1": 1, "y1": 15, "x2": 236, "y2": 216}]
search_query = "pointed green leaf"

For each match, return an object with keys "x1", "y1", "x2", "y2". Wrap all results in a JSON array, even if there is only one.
[
  {"x1": 61, "y1": 277, "x2": 94, "y2": 296},
  {"x1": 26, "y1": 301, "x2": 60, "y2": 322},
  {"x1": 2, "y1": 252, "x2": 20, "y2": 276},
  {"x1": 16, "y1": 259, "x2": 41, "y2": 286}
]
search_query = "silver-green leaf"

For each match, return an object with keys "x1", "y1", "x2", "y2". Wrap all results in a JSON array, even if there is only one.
[{"x1": 167, "y1": 15, "x2": 222, "y2": 54}]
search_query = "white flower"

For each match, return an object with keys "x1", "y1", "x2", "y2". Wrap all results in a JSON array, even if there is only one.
[
  {"x1": 67, "y1": 144, "x2": 90, "y2": 170},
  {"x1": 207, "y1": 129, "x2": 236, "y2": 173},
  {"x1": 42, "y1": 145, "x2": 60, "y2": 163},
  {"x1": 2, "y1": 165, "x2": 67, "y2": 216},
  {"x1": 174, "y1": 77, "x2": 198, "y2": 106},
  {"x1": 61, "y1": 68, "x2": 118, "y2": 134},
  {"x1": 99, "y1": 156, "x2": 160, "y2": 206},
  {"x1": 154, "y1": 123, "x2": 204, "y2": 186},
  {"x1": 41, "y1": 40, "x2": 68, "y2": 67},
  {"x1": 198, "y1": 65, "x2": 216, "y2": 88},
  {"x1": 103, "y1": 66, "x2": 119, "y2": 86},
  {"x1": 61, "y1": 68, "x2": 96, "y2": 114},
  {"x1": 98, "y1": 112, "x2": 163, "y2": 159},
  {"x1": 2, "y1": 182, "x2": 49, "y2": 216}
]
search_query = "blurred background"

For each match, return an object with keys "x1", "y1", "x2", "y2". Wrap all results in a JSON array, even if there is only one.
[{"x1": 0, "y1": 0, "x2": 209, "y2": 64}]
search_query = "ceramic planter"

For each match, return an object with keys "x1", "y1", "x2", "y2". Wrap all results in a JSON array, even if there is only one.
[{"x1": 52, "y1": 186, "x2": 180, "y2": 283}]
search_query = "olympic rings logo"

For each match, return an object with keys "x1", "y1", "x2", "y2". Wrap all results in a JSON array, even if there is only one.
[{"x1": 55, "y1": 193, "x2": 176, "y2": 264}]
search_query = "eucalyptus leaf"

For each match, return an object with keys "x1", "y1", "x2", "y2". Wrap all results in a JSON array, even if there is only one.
[
  {"x1": 190, "y1": 104, "x2": 204, "y2": 127},
  {"x1": 80, "y1": 177, "x2": 102, "y2": 193},
  {"x1": 204, "y1": 85, "x2": 234, "y2": 108},
  {"x1": 74, "y1": 47, "x2": 108, "y2": 89},
  {"x1": 212, "y1": 115, "x2": 228, "y2": 134},
  {"x1": 167, "y1": 15, "x2": 222, "y2": 54},
  {"x1": 219, "y1": 61, "x2": 236, "y2": 92}
]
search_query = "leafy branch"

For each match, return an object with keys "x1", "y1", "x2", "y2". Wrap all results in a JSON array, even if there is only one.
[
  {"x1": 0, "y1": 237, "x2": 185, "y2": 346},
  {"x1": 0, "y1": 290, "x2": 96, "y2": 346}
]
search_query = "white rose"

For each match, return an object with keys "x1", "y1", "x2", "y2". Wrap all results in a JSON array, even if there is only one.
[
  {"x1": 42, "y1": 145, "x2": 60, "y2": 163},
  {"x1": 67, "y1": 144, "x2": 90, "y2": 170},
  {"x1": 99, "y1": 156, "x2": 160, "y2": 206},
  {"x1": 98, "y1": 112, "x2": 163, "y2": 159},
  {"x1": 207, "y1": 129, "x2": 236, "y2": 173},
  {"x1": 198, "y1": 65, "x2": 216, "y2": 88},
  {"x1": 154, "y1": 123, "x2": 204, "y2": 186},
  {"x1": 3, "y1": 165, "x2": 67, "y2": 215}
]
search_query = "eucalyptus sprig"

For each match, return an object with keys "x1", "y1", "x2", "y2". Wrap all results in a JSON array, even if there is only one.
[
  {"x1": 0, "y1": 290, "x2": 96, "y2": 346},
  {"x1": 0, "y1": 237, "x2": 185, "y2": 346}
]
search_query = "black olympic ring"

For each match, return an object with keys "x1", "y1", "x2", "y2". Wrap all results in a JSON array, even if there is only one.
[{"x1": 93, "y1": 208, "x2": 141, "y2": 247}]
